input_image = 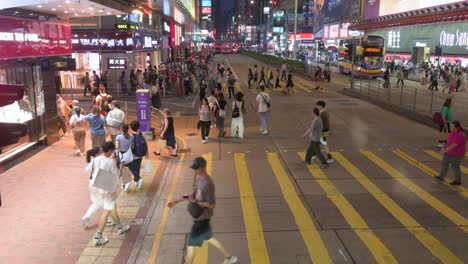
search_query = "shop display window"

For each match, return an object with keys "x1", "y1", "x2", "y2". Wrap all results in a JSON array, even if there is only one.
[{"x1": 0, "y1": 62, "x2": 45, "y2": 158}]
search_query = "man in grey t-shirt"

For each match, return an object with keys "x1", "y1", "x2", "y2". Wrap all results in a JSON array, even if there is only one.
[
  {"x1": 302, "y1": 108, "x2": 329, "y2": 168},
  {"x1": 167, "y1": 157, "x2": 238, "y2": 264}
]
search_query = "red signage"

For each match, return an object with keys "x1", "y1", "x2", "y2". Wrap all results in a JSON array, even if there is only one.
[
  {"x1": 288, "y1": 33, "x2": 314, "y2": 40},
  {"x1": 170, "y1": 22, "x2": 176, "y2": 46},
  {"x1": 202, "y1": 7, "x2": 212, "y2": 14},
  {"x1": 0, "y1": 15, "x2": 72, "y2": 60}
]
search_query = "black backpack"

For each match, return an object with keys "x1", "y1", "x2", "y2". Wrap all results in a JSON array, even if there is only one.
[{"x1": 133, "y1": 133, "x2": 148, "y2": 157}]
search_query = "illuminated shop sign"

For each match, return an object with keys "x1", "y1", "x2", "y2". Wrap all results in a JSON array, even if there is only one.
[
  {"x1": 178, "y1": 0, "x2": 196, "y2": 19},
  {"x1": 115, "y1": 24, "x2": 139, "y2": 30},
  {"x1": 0, "y1": 15, "x2": 72, "y2": 60},
  {"x1": 440, "y1": 29, "x2": 468, "y2": 48},
  {"x1": 72, "y1": 31, "x2": 160, "y2": 51},
  {"x1": 387, "y1": 30, "x2": 401, "y2": 49},
  {"x1": 202, "y1": 7, "x2": 211, "y2": 14},
  {"x1": 107, "y1": 58, "x2": 128, "y2": 70},
  {"x1": 202, "y1": 0, "x2": 211, "y2": 7}
]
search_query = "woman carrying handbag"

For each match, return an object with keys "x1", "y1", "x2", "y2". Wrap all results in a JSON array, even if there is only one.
[
  {"x1": 115, "y1": 124, "x2": 135, "y2": 192},
  {"x1": 82, "y1": 142, "x2": 130, "y2": 246}
]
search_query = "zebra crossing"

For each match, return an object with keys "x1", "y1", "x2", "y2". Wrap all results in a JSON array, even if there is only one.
[{"x1": 157, "y1": 148, "x2": 467, "y2": 264}]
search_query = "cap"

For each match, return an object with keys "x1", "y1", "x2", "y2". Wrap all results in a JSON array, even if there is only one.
[
  {"x1": 72, "y1": 100, "x2": 79, "y2": 106},
  {"x1": 190, "y1": 157, "x2": 207, "y2": 170}
]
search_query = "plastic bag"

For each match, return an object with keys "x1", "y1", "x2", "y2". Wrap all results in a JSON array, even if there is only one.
[{"x1": 144, "y1": 160, "x2": 152, "y2": 174}]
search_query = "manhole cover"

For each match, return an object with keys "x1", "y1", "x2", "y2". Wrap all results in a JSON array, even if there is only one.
[{"x1": 178, "y1": 148, "x2": 191, "y2": 153}]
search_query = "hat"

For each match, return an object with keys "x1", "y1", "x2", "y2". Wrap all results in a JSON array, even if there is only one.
[
  {"x1": 190, "y1": 157, "x2": 207, "y2": 170},
  {"x1": 72, "y1": 100, "x2": 79, "y2": 106}
]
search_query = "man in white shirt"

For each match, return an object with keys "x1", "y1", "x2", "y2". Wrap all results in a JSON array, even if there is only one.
[
  {"x1": 106, "y1": 101, "x2": 127, "y2": 144},
  {"x1": 281, "y1": 63, "x2": 287, "y2": 81},
  {"x1": 256, "y1": 85, "x2": 270, "y2": 134}
]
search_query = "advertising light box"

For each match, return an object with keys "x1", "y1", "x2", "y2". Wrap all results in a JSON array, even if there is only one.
[
  {"x1": 379, "y1": 0, "x2": 461, "y2": 16},
  {"x1": 202, "y1": 0, "x2": 211, "y2": 7}
]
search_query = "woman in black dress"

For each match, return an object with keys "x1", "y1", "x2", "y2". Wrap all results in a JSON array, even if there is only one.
[
  {"x1": 155, "y1": 108, "x2": 177, "y2": 157},
  {"x1": 286, "y1": 71, "x2": 294, "y2": 95}
]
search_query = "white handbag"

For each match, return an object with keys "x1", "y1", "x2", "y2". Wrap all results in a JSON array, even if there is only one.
[
  {"x1": 91, "y1": 161, "x2": 119, "y2": 193},
  {"x1": 118, "y1": 149, "x2": 134, "y2": 165}
]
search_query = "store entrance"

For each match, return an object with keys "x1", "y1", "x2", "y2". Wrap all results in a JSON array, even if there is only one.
[{"x1": 411, "y1": 47, "x2": 430, "y2": 65}]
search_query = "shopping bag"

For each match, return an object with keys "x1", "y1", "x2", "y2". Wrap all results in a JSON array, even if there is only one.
[
  {"x1": 157, "y1": 139, "x2": 167, "y2": 150},
  {"x1": 121, "y1": 167, "x2": 134, "y2": 185},
  {"x1": 92, "y1": 168, "x2": 119, "y2": 193},
  {"x1": 144, "y1": 160, "x2": 152, "y2": 174}
]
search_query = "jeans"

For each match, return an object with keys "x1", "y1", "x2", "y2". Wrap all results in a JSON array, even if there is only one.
[
  {"x1": 200, "y1": 120, "x2": 211, "y2": 139},
  {"x1": 228, "y1": 85, "x2": 235, "y2": 99},
  {"x1": 128, "y1": 158, "x2": 143, "y2": 182},
  {"x1": 216, "y1": 117, "x2": 225, "y2": 136},
  {"x1": 305, "y1": 141, "x2": 327, "y2": 165},
  {"x1": 439, "y1": 154, "x2": 463, "y2": 182},
  {"x1": 231, "y1": 117, "x2": 244, "y2": 138},
  {"x1": 258, "y1": 112, "x2": 268, "y2": 131}
]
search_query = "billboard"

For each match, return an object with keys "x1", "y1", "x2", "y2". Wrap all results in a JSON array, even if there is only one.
[
  {"x1": 0, "y1": 16, "x2": 72, "y2": 60},
  {"x1": 323, "y1": 0, "x2": 361, "y2": 23},
  {"x1": 379, "y1": 0, "x2": 462, "y2": 16},
  {"x1": 363, "y1": 0, "x2": 380, "y2": 19}
]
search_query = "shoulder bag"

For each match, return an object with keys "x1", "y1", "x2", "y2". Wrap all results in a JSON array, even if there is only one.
[
  {"x1": 216, "y1": 100, "x2": 226, "y2": 118},
  {"x1": 90, "y1": 160, "x2": 120, "y2": 193},
  {"x1": 260, "y1": 93, "x2": 270, "y2": 108}
]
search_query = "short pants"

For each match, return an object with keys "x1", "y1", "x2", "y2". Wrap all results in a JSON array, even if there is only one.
[{"x1": 187, "y1": 219, "x2": 212, "y2": 247}]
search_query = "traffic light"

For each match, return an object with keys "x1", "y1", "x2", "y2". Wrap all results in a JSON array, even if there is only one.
[
  {"x1": 0, "y1": 84, "x2": 28, "y2": 147},
  {"x1": 435, "y1": 45, "x2": 443, "y2": 56},
  {"x1": 319, "y1": 42, "x2": 325, "y2": 50}
]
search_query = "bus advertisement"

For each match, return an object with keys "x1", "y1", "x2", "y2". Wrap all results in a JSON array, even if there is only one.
[{"x1": 337, "y1": 35, "x2": 385, "y2": 78}]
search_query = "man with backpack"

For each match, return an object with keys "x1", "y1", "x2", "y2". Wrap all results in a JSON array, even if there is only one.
[
  {"x1": 96, "y1": 86, "x2": 113, "y2": 116},
  {"x1": 130, "y1": 120, "x2": 149, "y2": 190}
]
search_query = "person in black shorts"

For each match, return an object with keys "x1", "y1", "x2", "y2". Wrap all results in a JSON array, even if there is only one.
[{"x1": 167, "y1": 157, "x2": 238, "y2": 264}]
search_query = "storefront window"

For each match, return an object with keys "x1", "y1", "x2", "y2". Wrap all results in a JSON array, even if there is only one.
[{"x1": 0, "y1": 62, "x2": 45, "y2": 158}]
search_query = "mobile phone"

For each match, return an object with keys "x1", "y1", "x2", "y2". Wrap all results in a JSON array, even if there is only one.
[{"x1": 182, "y1": 195, "x2": 189, "y2": 199}]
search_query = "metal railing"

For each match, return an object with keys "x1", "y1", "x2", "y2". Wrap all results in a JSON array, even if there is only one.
[
  {"x1": 121, "y1": 101, "x2": 166, "y2": 134},
  {"x1": 349, "y1": 77, "x2": 468, "y2": 127}
]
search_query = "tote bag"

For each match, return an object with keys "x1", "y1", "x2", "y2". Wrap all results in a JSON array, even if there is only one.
[
  {"x1": 91, "y1": 161, "x2": 119, "y2": 193},
  {"x1": 118, "y1": 149, "x2": 134, "y2": 165}
]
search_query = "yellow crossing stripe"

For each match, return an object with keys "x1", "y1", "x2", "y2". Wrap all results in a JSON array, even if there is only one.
[
  {"x1": 393, "y1": 150, "x2": 468, "y2": 197},
  {"x1": 333, "y1": 152, "x2": 463, "y2": 264},
  {"x1": 362, "y1": 151, "x2": 468, "y2": 233},
  {"x1": 234, "y1": 153, "x2": 271, "y2": 264},
  {"x1": 148, "y1": 137, "x2": 188, "y2": 264},
  {"x1": 234, "y1": 81, "x2": 244, "y2": 95},
  {"x1": 298, "y1": 152, "x2": 398, "y2": 264},
  {"x1": 193, "y1": 153, "x2": 213, "y2": 264},
  {"x1": 424, "y1": 150, "x2": 468, "y2": 175},
  {"x1": 267, "y1": 152, "x2": 332, "y2": 264}
]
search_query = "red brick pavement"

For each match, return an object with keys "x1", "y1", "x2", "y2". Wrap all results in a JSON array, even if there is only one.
[{"x1": 0, "y1": 136, "x2": 98, "y2": 264}]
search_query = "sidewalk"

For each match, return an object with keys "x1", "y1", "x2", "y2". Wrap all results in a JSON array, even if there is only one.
[{"x1": 0, "y1": 123, "x2": 169, "y2": 264}]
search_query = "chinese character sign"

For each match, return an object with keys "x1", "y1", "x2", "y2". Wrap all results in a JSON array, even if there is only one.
[{"x1": 136, "y1": 89, "x2": 151, "y2": 132}]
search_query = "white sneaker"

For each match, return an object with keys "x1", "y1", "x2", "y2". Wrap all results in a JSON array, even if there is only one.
[
  {"x1": 205, "y1": 136, "x2": 209, "y2": 140},
  {"x1": 222, "y1": 256, "x2": 238, "y2": 264},
  {"x1": 122, "y1": 183, "x2": 130, "y2": 192},
  {"x1": 312, "y1": 156, "x2": 316, "y2": 160},
  {"x1": 327, "y1": 158, "x2": 334, "y2": 163},
  {"x1": 202, "y1": 140, "x2": 206, "y2": 144},
  {"x1": 437, "y1": 142, "x2": 444, "y2": 147},
  {"x1": 117, "y1": 224, "x2": 131, "y2": 234},
  {"x1": 259, "y1": 128, "x2": 264, "y2": 132},
  {"x1": 82, "y1": 217, "x2": 90, "y2": 229},
  {"x1": 94, "y1": 236, "x2": 109, "y2": 246},
  {"x1": 136, "y1": 178, "x2": 144, "y2": 190},
  {"x1": 75, "y1": 149, "x2": 81, "y2": 156},
  {"x1": 261, "y1": 130, "x2": 268, "y2": 134},
  {"x1": 106, "y1": 220, "x2": 116, "y2": 227},
  {"x1": 64, "y1": 132, "x2": 69, "y2": 137}
]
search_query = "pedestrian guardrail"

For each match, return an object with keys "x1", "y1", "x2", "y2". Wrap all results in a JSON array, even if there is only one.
[
  {"x1": 349, "y1": 77, "x2": 468, "y2": 128},
  {"x1": 121, "y1": 101, "x2": 166, "y2": 134}
]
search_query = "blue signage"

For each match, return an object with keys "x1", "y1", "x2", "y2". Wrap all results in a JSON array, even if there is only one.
[{"x1": 202, "y1": 0, "x2": 211, "y2": 7}]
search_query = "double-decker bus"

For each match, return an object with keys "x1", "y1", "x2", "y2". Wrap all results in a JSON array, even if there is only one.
[{"x1": 337, "y1": 35, "x2": 385, "y2": 78}]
